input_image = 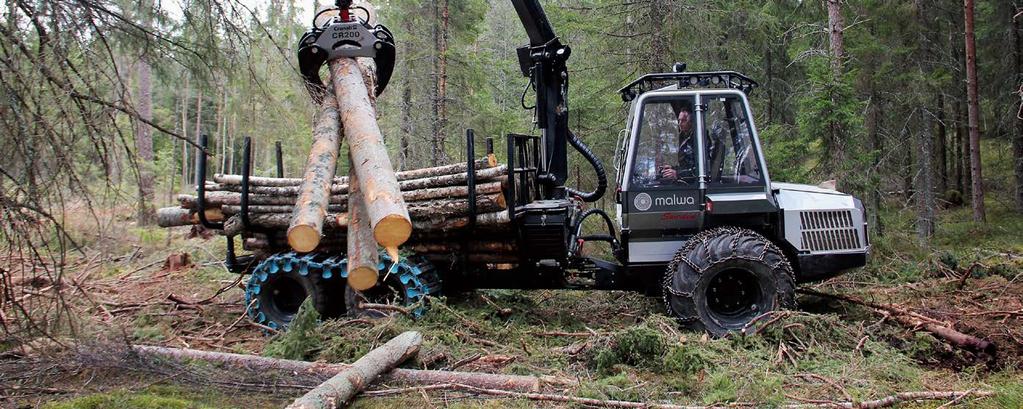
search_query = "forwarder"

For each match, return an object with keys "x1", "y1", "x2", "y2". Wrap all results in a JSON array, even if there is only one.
[{"x1": 223, "y1": 0, "x2": 871, "y2": 336}]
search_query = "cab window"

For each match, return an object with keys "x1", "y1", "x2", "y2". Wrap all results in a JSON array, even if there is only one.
[
  {"x1": 630, "y1": 97, "x2": 698, "y2": 188},
  {"x1": 703, "y1": 95, "x2": 763, "y2": 185}
]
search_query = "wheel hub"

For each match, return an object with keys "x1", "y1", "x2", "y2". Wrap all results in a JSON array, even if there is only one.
[
  {"x1": 269, "y1": 276, "x2": 307, "y2": 318},
  {"x1": 706, "y1": 268, "x2": 760, "y2": 317}
]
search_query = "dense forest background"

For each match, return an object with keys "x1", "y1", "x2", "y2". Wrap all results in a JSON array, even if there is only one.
[{"x1": 1, "y1": 0, "x2": 1022, "y2": 259}]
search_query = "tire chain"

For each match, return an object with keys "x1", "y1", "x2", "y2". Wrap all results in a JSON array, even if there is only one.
[
  {"x1": 661, "y1": 227, "x2": 797, "y2": 326},
  {"x1": 244, "y1": 251, "x2": 440, "y2": 330}
]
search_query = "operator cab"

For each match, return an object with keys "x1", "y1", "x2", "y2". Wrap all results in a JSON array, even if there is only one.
[{"x1": 614, "y1": 68, "x2": 775, "y2": 265}]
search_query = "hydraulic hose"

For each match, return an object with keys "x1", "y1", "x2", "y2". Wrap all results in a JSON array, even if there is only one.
[
  {"x1": 565, "y1": 129, "x2": 607, "y2": 202},
  {"x1": 573, "y1": 208, "x2": 617, "y2": 245}
]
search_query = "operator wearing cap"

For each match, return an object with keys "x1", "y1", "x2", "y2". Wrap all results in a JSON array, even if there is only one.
[{"x1": 657, "y1": 109, "x2": 698, "y2": 183}]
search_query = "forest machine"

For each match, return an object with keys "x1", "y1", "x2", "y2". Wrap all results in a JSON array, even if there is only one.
[{"x1": 194, "y1": 0, "x2": 870, "y2": 336}]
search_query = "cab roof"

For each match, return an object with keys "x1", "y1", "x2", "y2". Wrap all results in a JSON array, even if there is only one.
[{"x1": 618, "y1": 70, "x2": 758, "y2": 102}]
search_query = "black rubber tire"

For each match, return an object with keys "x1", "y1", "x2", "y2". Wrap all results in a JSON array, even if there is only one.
[
  {"x1": 346, "y1": 255, "x2": 440, "y2": 319},
  {"x1": 663, "y1": 227, "x2": 796, "y2": 337},
  {"x1": 248, "y1": 254, "x2": 347, "y2": 330}
]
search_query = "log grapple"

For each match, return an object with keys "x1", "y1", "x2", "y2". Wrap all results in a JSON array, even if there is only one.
[{"x1": 297, "y1": 0, "x2": 396, "y2": 99}]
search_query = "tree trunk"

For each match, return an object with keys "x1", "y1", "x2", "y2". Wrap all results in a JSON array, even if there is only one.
[
  {"x1": 194, "y1": 89, "x2": 203, "y2": 183},
  {"x1": 826, "y1": 0, "x2": 845, "y2": 76},
  {"x1": 825, "y1": 0, "x2": 846, "y2": 173},
  {"x1": 964, "y1": 0, "x2": 986, "y2": 222},
  {"x1": 399, "y1": 18, "x2": 414, "y2": 170},
  {"x1": 287, "y1": 86, "x2": 343, "y2": 253},
  {"x1": 287, "y1": 331, "x2": 422, "y2": 409},
  {"x1": 346, "y1": 164, "x2": 379, "y2": 291},
  {"x1": 135, "y1": 57, "x2": 156, "y2": 225},
  {"x1": 915, "y1": 2, "x2": 935, "y2": 242},
  {"x1": 866, "y1": 93, "x2": 883, "y2": 236},
  {"x1": 217, "y1": 83, "x2": 226, "y2": 174},
  {"x1": 936, "y1": 93, "x2": 948, "y2": 195},
  {"x1": 330, "y1": 58, "x2": 412, "y2": 249},
  {"x1": 430, "y1": 0, "x2": 450, "y2": 166},
  {"x1": 181, "y1": 75, "x2": 190, "y2": 191},
  {"x1": 1014, "y1": 4, "x2": 1023, "y2": 212},
  {"x1": 917, "y1": 108, "x2": 935, "y2": 242}
]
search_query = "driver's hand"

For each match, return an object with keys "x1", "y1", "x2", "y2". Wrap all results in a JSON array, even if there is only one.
[{"x1": 659, "y1": 166, "x2": 677, "y2": 180}]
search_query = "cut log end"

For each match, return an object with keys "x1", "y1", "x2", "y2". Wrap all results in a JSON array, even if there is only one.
[
  {"x1": 287, "y1": 224, "x2": 322, "y2": 253},
  {"x1": 374, "y1": 215, "x2": 412, "y2": 247},
  {"x1": 348, "y1": 266, "x2": 379, "y2": 291},
  {"x1": 486, "y1": 153, "x2": 498, "y2": 168}
]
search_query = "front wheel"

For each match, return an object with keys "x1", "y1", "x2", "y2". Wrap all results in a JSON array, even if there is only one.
[{"x1": 663, "y1": 227, "x2": 796, "y2": 337}]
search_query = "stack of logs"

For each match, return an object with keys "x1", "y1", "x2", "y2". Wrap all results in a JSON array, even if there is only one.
[
  {"x1": 162, "y1": 155, "x2": 517, "y2": 264},
  {"x1": 156, "y1": 33, "x2": 518, "y2": 289}
]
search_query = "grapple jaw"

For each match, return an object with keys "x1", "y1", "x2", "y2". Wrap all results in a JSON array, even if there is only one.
[{"x1": 297, "y1": 4, "x2": 396, "y2": 101}]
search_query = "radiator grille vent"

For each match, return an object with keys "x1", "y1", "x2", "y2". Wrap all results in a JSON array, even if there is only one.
[{"x1": 799, "y1": 210, "x2": 861, "y2": 252}]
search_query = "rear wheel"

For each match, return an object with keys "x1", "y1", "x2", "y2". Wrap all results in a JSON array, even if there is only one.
[
  {"x1": 245, "y1": 252, "x2": 346, "y2": 330},
  {"x1": 346, "y1": 254, "x2": 441, "y2": 318},
  {"x1": 662, "y1": 227, "x2": 795, "y2": 337}
]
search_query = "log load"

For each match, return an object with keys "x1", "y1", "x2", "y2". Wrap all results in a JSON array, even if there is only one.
[{"x1": 159, "y1": 154, "x2": 517, "y2": 267}]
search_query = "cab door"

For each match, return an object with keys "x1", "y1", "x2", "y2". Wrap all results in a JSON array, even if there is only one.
[
  {"x1": 620, "y1": 93, "x2": 703, "y2": 264},
  {"x1": 699, "y1": 92, "x2": 775, "y2": 214}
]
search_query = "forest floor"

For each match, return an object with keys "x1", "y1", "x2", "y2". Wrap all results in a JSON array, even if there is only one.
[{"x1": 3, "y1": 201, "x2": 1023, "y2": 408}]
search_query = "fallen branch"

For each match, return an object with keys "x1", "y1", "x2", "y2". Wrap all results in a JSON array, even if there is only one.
[
  {"x1": 800, "y1": 289, "x2": 996, "y2": 355},
  {"x1": 362, "y1": 383, "x2": 993, "y2": 409},
  {"x1": 288, "y1": 331, "x2": 422, "y2": 408}
]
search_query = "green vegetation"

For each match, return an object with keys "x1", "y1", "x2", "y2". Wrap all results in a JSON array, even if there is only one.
[{"x1": 41, "y1": 385, "x2": 235, "y2": 409}]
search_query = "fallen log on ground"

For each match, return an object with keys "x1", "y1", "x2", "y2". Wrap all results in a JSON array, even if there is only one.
[
  {"x1": 287, "y1": 331, "x2": 423, "y2": 409},
  {"x1": 330, "y1": 57, "x2": 410, "y2": 250},
  {"x1": 130, "y1": 344, "x2": 570, "y2": 392},
  {"x1": 799, "y1": 289, "x2": 997, "y2": 355}
]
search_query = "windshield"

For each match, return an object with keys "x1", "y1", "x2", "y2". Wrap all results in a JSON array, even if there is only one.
[{"x1": 629, "y1": 96, "x2": 698, "y2": 188}]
